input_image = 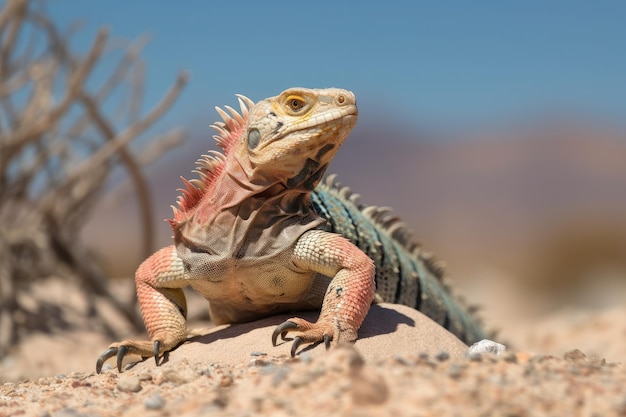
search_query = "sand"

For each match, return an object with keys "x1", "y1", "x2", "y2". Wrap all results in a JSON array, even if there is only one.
[{"x1": 2, "y1": 300, "x2": 626, "y2": 416}]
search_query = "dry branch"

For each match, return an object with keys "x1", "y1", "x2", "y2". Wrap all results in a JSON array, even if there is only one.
[{"x1": 0, "y1": 0, "x2": 187, "y2": 357}]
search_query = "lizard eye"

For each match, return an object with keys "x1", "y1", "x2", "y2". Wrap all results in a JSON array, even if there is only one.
[
  {"x1": 286, "y1": 95, "x2": 306, "y2": 112},
  {"x1": 247, "y1": 128, "x2": 261, "y2": 149}
]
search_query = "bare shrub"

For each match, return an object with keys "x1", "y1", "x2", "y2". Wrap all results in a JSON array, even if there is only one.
[{"x1": 0, "y1": 0, "x2": 187, "y2": 356}]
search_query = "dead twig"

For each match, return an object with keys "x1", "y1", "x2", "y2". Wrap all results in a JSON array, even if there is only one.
[{"x1": 0, "y1": 0, "x2": 187, "y2": 357}]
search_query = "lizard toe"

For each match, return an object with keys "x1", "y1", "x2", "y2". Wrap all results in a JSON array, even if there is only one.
[
  {"x1": 116, "y1": 346, "x2": 128, "y2": 373},
  {"x1": 271, "y1": 317, "x2": 335, "y2": 356},
  {"x1": 96, "y1": 347, "x2": 118, "y2": 374},
  {"x1": 291, "y1": 336, "x2": 303, "y2": 358},
  {"x1": 95, "y1": 339, "x2": 164, "y2": 373},
  {"x1": 154, "y1": 340, "x2": 161, "y2": 366},
  {"x1": 272, "y1": 321, "x2": 298, "y2": 346}
]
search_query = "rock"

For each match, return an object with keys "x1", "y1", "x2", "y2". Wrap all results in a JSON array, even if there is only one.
[
  {"x1": 116, "y1": 376, "x2": 142, "y2": 393},
  {"x1": 468, "y1": 339, "x2": 507, "y2": 356},
  {"x1": 161, "y1": 363, "x2": 199, "y2": 385},
  {"x1": 563, "y1": 349, "x2": 587, "y2": 362},
  {"x1": 128, "y1": 303, "x2": 468, "y2": 374},
  {"x1": 143, "y1": 392, "x2": 165, "y2": 409}
]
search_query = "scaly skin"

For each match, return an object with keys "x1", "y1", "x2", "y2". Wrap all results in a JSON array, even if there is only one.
[
  {"x1": 97, "y1": 88, "x2": 374, "y2": 373},
  {"x1": 96, "y1": 87, "x2": 486, "y2": 373}
]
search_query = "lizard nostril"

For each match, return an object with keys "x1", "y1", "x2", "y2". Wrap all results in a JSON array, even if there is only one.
[{"x1": 337, "y1": 95, "x2": 345, "y2": 104}]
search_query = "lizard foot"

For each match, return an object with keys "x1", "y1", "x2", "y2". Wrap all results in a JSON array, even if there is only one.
[
  {"x1": 272, "y1": 318, "x2": 333, "y2": 357},
  {"x1": 96, "y1": 339, "x2": 170, "y2": 373}
]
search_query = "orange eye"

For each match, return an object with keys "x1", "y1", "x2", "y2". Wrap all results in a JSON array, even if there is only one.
[
  {"x1": 337, "y1": 95, "x2": 345, "y2": 104},
  {"x1": 287, "y1": 96, "x2": 305, "y2": 111}
]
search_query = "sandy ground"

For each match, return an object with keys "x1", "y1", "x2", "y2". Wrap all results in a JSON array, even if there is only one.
[{"x1": 1, "y1": 280, "x2": 626, "y2": 416}]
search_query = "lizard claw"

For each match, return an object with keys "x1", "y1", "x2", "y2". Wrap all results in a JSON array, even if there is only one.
[
  {"x1": 154, "y1": 340, "x2": 161, "y2": 366},
  {"x1": 95, "y1": 339, "x2": 164, "y2": 373},
  {"x1": 96, "y1": 348, "x2": 118, "y2": 374},
  {"x1": 272, "y1": 321, "x2": 298, "y2": 346},
  {"x1": 271, "y1": 318, "x2": 335, "y2": 357},
  {"x1": 116, "y1": 346, "x2": 127, "y2": 373},
  {"x1": 291, "y1": 336, "x2": 303, "y2": 357},
  {"x1": 324, "y1": 334, "x2": 332, "y2": 350}
]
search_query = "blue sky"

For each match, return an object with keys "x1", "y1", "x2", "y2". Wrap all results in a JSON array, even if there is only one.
[{"x1": 48, "y1": 1, "x2": 626, "y2": 135}]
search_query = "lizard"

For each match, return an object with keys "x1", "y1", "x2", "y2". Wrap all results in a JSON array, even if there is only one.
[{"x1": 96, "y1": 87, "x2": 486, "y2": 373}]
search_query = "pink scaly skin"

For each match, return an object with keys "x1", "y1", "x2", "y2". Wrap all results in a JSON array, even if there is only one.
[
  {"x1": 96, "y1": 87, "x2": 375, "y2": 373},
  {"x1": 279, "y1": 230, "x2": 375, "y2": 355}
]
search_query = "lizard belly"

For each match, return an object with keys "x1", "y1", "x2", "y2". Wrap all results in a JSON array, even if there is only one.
[{"x1": 184, "y1": 254, "x2": 327, "y2": 324}]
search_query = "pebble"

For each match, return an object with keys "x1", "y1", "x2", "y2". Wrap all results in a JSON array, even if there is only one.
[
  {"x1": 52, "y1": 407, "x2": 93, "y2": 417},
  {"x1": 468, "y1": 339, "x2": 507, "y2": 356},
  {"x1": 117, "y1": 376, "x2": 142, "y2": 392},
  {"x1": 271, "y1": 366, "x2": 290, "y2": 387},
  {"x1": 162, "y1": 367, "x2": 199, "y2": 385},
  {"x1": 447, "y1": 363, "x2": 467, "y2": 379},
  {"x1": 250, "y1": 357, "x2": 271, "y2": 367},
  {"x1": 144, "y1": 392, "x2": 165, "y2": 410},
  {"x1": 503, "y1": 352, "x2": 518, "y2": 363},
  {"x1": 393, "y1": 355, "x2": 414, "y2": 366},
  {"x1": 563, "y1": 349, "x2": 587, "y2": 362}
]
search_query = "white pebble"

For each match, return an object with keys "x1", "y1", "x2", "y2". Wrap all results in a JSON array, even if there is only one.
[{"x1": 468, "y1": 339, "x2": 507, "y2": 356}]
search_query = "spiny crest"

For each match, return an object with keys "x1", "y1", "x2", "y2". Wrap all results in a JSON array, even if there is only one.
[
  {"x1": 321, "y1": 175, "x2": 448, "y2": 281},
  {"x1": 168, "y1": 94, "x2": 255, "y2": 226}
]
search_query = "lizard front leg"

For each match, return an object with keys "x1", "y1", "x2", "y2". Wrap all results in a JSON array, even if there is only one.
[
  {"x1": 96, "y1": 245, "x2": 188, "y2": 373},
  {"x1": 273, "y1": 230, "x2": 375, "y2": 356}
]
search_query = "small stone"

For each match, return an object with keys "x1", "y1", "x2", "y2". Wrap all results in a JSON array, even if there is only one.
[
  {"x1": 435, "y1": 351, "x2": 450, "y2": 362},
  {"x1": 250, "y1": 351, "x2": 267, "y2": 357},
  {"x1": 503, "y1": 352, "x2": 518, "y2": 363},
  {"x1": 117, "y1": 376, "x2": 142, "y2": 393},
  {"x1": 220, "y1": 374, "x2": 234, "y2": 387},
  {"x1": 144, "y1": 392, "x2": 165, "y2": 410},
  {"x1": 271, "y1": 367, "x2": 290, "y2": 387},
  {"x1": 447, "y1": 363, "x2": 467, "y2": 379},
  {"x1": 563, "y1": 349, "x2": 587, "y2": 362},
  {"x1": 162, "y1": 367, "x2": 199, "y2": 385},
  {"x1": 468, "y1": 339, "x2": 507, "y2": 356},
  {"x1": 258, "y1": 363, "x2": 277, "y2": 375},
  {"x1": 53, "y1": 407, "x2": 91, "y2": 417},
  {"x1": 200, "y1": 363, "x2": 220, "y2": 376},
  {"x1": 250, "y1": 358, "x2": 270, "y2": 367},
  {"x1": 416, "y1": 354, "x2": 438, "y2": 368},
  {"x1": 99, "y1": 363, "x2": 113, "y2": 372},
  {"x1": 393, "y1": 355, "x2": 414, "y2": 366}
]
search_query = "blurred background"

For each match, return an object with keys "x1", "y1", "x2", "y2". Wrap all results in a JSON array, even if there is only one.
[{"x1": 1, "y1": 0, "x2": 625, "y2": 379}]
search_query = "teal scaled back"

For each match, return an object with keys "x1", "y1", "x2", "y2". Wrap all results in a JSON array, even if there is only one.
[{"x1": 311, "y1": 175, "x2": 486, "y2": 345}]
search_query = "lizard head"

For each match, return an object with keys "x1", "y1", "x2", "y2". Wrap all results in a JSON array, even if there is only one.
[
  {"x1": 236, "y1": 87, "x2": 357, "y2": 190},
  {"x1": 170, "y1": 87, "x2": 357, "y2": 225}
]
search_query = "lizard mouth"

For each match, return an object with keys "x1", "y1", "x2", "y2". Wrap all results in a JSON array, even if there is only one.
[{"x1": 286, "y1": 105, "x2": 358, "y2": 134}]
